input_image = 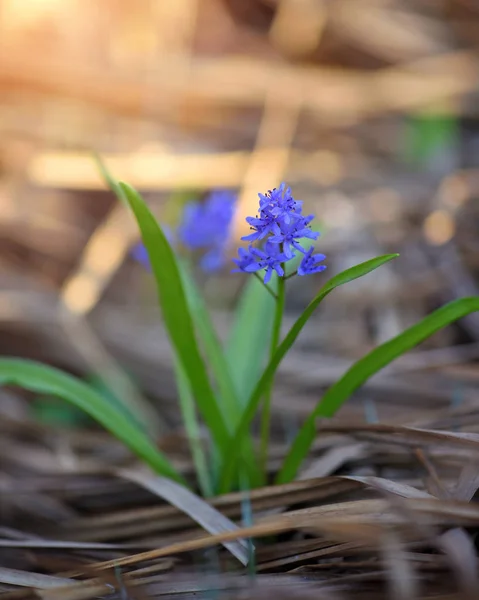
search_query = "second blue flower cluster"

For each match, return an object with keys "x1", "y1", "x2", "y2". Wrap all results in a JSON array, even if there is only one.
[
  {"x1": 133, "y1": 190, "x2": 236, "y2": 273},
  {"x1": 232, "y1": 183, "x2": 326, "y2": 283}
]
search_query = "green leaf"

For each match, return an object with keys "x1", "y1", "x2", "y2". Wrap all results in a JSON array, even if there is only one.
[
  {"x1": 93, "y1": 152, "x2": 126, "y2": 201},
  {"x1": 119, "y1": 182, "x2": 231, "y2": 455},
  {"x1": 84, "y1": 372, "x2": 144, "y2": 431},
  {"x1": 218, "y1": 254, "x2": 399, "y2": 492},
  {"x1": 277, "y1": 296, "x2": 479, "y2": 483},
  {"x1": 0, "y1": 358, "x2": 184, "y2": 483},
  {"x1": 179, "y1": 260, "x2": 242, "y2": 424},
  {"x1": 226, "y1": 274, "x2": 278, "y2": 404},
  {"x1": 32, "y1": 396, "x2": 92, "y2": 427},
  {"x1": 180, "y1": 260, "x2": 263, "y2": 489},
  {"x1": 95, "y1": 160, "x2": 243, "y2": 489},
  {"x1": 174, "y1": 357, "x2": 214, "y2": 497}
]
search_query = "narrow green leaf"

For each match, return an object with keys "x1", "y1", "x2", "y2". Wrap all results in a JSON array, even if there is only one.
[
  {"x1": 179, "y1": 261, "x2": 264, "y2": 489},
  {"x1": 179, "y1": 261, "x2": 242, "y2": 424},
  {"x1": 277, "y1": 296, "x2": 479, "y2": 483},
  {"x1": 226, "y1": 274, "x2": 278, "y2": 404},
  {"x1": 119, "y1": 182, "x2": 231, "y2": 455},
  {"x1": 93, "y1": 152, "x2": 126, "y2": 201},
  {"x1": 218, "y1": 254, "x2": 399, "y2": 492},
  {"x1": 0, "y1": 358, "x2": 184, "y2": 483},
  {"x1": 174, "y1": 357, "x2": 214, "y2": 497},
  {"x1": 31, "y1": 396, "x2": 91, "y2": 427}
]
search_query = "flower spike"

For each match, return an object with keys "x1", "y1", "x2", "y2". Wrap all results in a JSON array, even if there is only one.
[{"x1": 232, "y1": 183, "x2": 326, "y2": 280}]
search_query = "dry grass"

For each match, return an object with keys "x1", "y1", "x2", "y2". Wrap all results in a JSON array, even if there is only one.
[{"x1": 2, "y1": 385, "x2": 479, "y2": 598}]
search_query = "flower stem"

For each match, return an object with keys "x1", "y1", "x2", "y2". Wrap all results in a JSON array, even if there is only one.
[
  {"x1": 259, "y1": 267, "x2": 285, "y2": 475},
  {"x1": 253, "y1": 272, "x2": 278, "y2": 299}
]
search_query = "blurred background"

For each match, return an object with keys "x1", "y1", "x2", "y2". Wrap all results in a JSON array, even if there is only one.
[{"x1": 2, "y1": 0, "x2": 479, "y2": 432}]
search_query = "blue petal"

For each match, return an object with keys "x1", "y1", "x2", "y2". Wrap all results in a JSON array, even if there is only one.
[
  {"x1": 250, "y1": 247, "x2": 267, "y2": 259},
  {"x1": 246, "y1": 216, "x2": 264, "y2": 226},
  {"x1": 302, "y1": 246, "x2": 314, "y2": 259},
  {"x1": 292, "y1": 240, "x2": 307, "y2": 254},
  {"x1": 131, "y1": 243, "x2": 150, "y2": 268},
  {"x1": 241, "y1": 231, "x2": 262, "y2": 242},
  {"x1": 244, "y1": 263, "x2": 262, "y2": 273}
]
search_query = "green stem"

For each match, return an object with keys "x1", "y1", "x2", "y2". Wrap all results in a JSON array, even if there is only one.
[
  {"x1": 259, "y1": 268, "x2": 285, "y2": 475},
  {"x1": 253, "y1": 272, "x2": 278, "y2": 299}
]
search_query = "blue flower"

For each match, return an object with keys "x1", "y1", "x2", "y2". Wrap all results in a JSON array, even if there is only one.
[
  {"x1": 297, "y1": 247, "x2": 327, "y2": 276},
  {"x1": 232, "y1": 242, "x2": 289, "y2": 284},
  {"x1": 232, "y1": 246, "x2": 257, "y2": 274},
  {"x1": 242, "y1": 184, "x2": 303, "y2": 243},
  {"x1": 268, "y1": 214, "x2": 319, "y2": 258},
  {"x1": 233, "y1": 182, "x2": 326, "y2": 281},
  {"x1": 242, "y1": 213, "x2": 280, "y2": 242},
  {"x1": 260, "y1": 183, "x2": 303, "y2": 224},
  {"x1": 178, "y1": 191, "x2": 236, "y2": 254},
  {"x1": 132, "y1": 190, "x2": 237, "y2": 273}
]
